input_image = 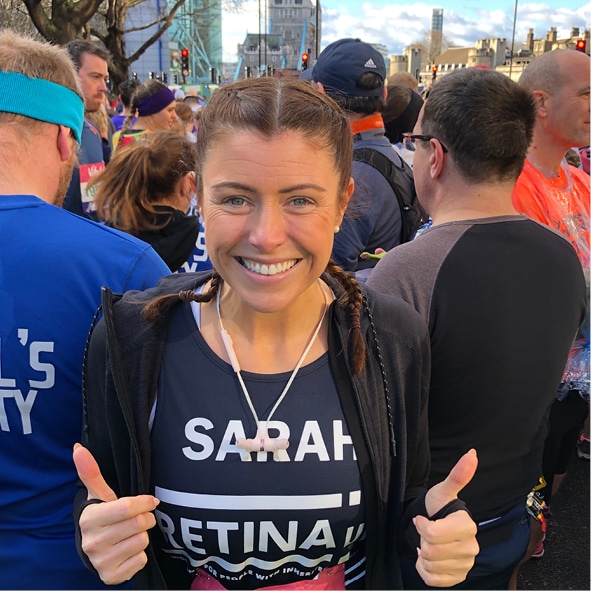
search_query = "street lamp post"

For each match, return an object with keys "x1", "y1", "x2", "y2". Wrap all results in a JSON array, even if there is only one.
[
  {"x1": 509, "y1": 0, "x2": 518, "y2": 79},
  {"x1": 264, "y1": 0, "x2": 268, "y2": 75},
  {"x1": 315, "y1": 0, "x2": 320, "y2": 60},
  {"x1": 258, "y1": 0, "x2": 262, "y2": 73}
]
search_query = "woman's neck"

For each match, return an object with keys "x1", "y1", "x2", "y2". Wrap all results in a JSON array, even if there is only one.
[
  {"x1": 200, "y1": 279, "x2": 332, "y2": 373},
  {"x1": 130, "y1": 117, "x2": 151, "y2": 131}
]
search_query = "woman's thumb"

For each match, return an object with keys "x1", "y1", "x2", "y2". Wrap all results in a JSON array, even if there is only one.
[{"x1": 73, "y1": 443, "x2": 118, "y2": 503}]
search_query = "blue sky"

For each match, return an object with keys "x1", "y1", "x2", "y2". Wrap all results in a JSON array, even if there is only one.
[{"x1": 222, "y1": 0, "x2": 590, "y2": 61}]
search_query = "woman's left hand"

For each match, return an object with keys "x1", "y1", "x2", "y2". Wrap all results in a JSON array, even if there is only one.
[{"x1": 414, "y1": 449, "x2": 480, "y2": 587}]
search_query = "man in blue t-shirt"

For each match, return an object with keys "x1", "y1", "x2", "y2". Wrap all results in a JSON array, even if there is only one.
[{"x1": 0, "y1": 30, "x2": 170, "y2": 589}]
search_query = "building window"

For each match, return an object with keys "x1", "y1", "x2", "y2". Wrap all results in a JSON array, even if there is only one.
[
  {"x1": 295, "y1": 0, "x2": 302, "y2": 3},
  {"x1": 275, "y1": 0, "x2": 282, "y2": 3}
]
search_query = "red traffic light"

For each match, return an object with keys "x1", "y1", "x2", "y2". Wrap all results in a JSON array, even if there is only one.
[
  {"x1": 181, "y1": 48, "x2": 189, "y2": 57},
  {"x1": 432, "y1": 65, "x2": 438, "y2": 73},
  {"x1": 301, "y1": 52, "x2": 310, "y2": 70},
  {"x1": 576, "y1": 39, "x2": 587, "y2": 52}
]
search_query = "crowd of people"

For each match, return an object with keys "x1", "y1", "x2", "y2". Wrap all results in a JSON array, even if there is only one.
[{"x1": 0, "y1": 27, "x2": 588, "y2": 591}]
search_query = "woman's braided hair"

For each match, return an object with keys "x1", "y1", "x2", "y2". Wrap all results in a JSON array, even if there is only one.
[
  {"x1": 142, "y1": 77, "x2": 366, "y2": 374},
  {"x1": 143, "y1": 262, "x2": 366, "y2": 374}
]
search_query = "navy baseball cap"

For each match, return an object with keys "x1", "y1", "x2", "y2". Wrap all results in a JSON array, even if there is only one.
[{"x1": 312, "y1": 38, "x2": 386, "y2": 97}]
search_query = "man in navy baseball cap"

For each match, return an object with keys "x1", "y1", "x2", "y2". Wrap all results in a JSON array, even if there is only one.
[
  {"x1": 312, "y1": 37, "x2": 387, "y2": 96},
  {"x1": 312, "y1": 38, "x2": 419, "y2": 282}
]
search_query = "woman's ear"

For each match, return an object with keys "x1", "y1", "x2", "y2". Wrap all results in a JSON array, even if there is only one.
[
  {"x1": 188, "y1": 171, "x2": 196, "y2": 193},
  {"x1": 179, "y1": 171, "x2": 195, "y2": 199},
  {"x1": 337, "y1": 177, "x2": 354, "y2": 225}
]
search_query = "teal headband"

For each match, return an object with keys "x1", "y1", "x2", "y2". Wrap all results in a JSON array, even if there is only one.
[{"x1": 0, "y1": 70, "x2": 84, "y2": 143}]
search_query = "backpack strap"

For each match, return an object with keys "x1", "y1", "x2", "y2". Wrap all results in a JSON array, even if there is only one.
[{"x1": 353, "y1": 147, "x2": 427, "y2": 242}]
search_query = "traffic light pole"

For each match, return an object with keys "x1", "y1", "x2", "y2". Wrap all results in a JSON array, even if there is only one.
[{"x1": 181, "y1": 48, "x2": 190, "y2": 84}]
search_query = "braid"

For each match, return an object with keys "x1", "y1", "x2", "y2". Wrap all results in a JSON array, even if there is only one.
[
  {"x1": 119, "y1": 113, "x2": 135, "y2": 139},
  {"x1": 143, "y1": 272, "x2": 223, "y2": 322},
  {"x1": 326, "y1": 260, "x2": 366, "y2": 374}
]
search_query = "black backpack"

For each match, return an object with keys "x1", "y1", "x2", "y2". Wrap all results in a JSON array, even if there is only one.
[{"x1": 353, "y1": 147, "x2": 428, "y2": 243}]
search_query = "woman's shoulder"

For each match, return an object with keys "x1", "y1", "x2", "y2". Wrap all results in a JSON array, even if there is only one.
[
  {"x1": 326, "y1": 274, "x2": 427, "y2": 345},
  {"x1": 102, "y1": 272, "x2": 212, "y2": 350},
  {"x1": 323, "y1": 272, "x2": 424, "y2": 329},
  {"x1": 362, "y1": 283, "x2": 429, "y2": 342}
]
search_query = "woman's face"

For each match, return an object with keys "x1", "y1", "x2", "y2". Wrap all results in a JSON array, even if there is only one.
[
  {"x1": 150, "y1": 101, "x2": 178, "y2": 130},
  {"x1": 199, "y1": 130, "x2": 353, "y2": 314}
]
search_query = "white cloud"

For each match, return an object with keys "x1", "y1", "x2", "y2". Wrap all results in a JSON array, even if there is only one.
[
  {"x1": 222, "y1": 1, "x2": 590, "y2": 62},
  {"x1": 222, "y1": 0, "x2": 260, "y2": 62}
]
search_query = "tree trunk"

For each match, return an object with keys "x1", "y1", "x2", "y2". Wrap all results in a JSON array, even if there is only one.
[{"x1": 21, "y1": 0, "x2": 104, "y2": 44}]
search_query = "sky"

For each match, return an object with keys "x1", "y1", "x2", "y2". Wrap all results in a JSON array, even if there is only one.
[{"x1": 221, "y1": 0, "x2": 591, "y2": 62}]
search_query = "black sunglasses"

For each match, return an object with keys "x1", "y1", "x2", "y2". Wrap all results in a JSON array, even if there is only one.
[{"x1": 402, "y1": 133, "x2": 448, "y2": 153}]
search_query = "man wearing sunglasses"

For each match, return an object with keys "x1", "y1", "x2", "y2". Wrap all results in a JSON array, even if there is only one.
[{"x1": 368, "y1": 68, "x2": 586, "y2": 589}]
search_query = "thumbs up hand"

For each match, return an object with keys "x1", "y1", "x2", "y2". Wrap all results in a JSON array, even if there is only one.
[
  {"x1": 414, "y1": 449, "x2": 480, "y2": 587},
  {"x1": 73, "y1": 443, "x2": 160, "y2": 585}
]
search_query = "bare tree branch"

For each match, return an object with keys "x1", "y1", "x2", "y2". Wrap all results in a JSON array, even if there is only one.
[
  {"x1": 16, "y1": 0, "x2": 248, "y2": 88},
  {"x1": 124, "y1": 0, "x2": 187, "y2": 63}
]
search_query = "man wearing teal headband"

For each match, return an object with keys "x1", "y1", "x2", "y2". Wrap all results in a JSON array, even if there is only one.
[
  {"x1": 0, "y1": 29, "x2": 169, "y2": 589},
  {"x1": 63, "y1": 39, "x2": 111, "y2": 219}
]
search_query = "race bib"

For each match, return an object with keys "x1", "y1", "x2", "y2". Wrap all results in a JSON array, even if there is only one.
[{"x1": 79, "y1": 162, "x2": 105, "y2": 215}]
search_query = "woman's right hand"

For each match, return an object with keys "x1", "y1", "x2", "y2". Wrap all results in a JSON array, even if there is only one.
[{"x1": 73, "y1": 443, "x2": 160, "y2": 585}]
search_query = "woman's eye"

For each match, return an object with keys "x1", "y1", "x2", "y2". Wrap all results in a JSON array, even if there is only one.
[
  {"x1": 290, "y1": 197, "x2": 313, "y2": 207},
  {"x1": 225, "y1": 197, "x2": 247, "y2": 206}
]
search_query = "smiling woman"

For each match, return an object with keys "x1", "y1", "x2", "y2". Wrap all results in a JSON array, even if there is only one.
[{"x1": 73, "y1": 76, "x2": 480, "y2": 591}]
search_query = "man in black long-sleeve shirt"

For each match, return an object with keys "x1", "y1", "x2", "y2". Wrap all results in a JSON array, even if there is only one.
[{"x1": 368, "y1": 68, "x2": 586, "y2": 589}]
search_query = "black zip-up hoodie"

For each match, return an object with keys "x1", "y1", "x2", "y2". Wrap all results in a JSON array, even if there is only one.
[{"x1": 74, "y1": 272, "x2": 433, "y2": 589}]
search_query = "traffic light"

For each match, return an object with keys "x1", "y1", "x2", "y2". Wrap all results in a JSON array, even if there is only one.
[
  {"x1": 181, "y1": 48, "x2": 190, "y2": 77},
  {"x1": 210, "y1": 67, "x2": 216, "y2": 84},
  {"x1": 432, "y1": 65, "x2": 438, "y2": 81},
  {"x1": 301, "y1": 52, "x2": 309, "y2": 70},
  {"x1": 245, "y1": 66, "x2": 252, "y2": 78},
  {"x1": 576, "y1": 39, "x2": 587, "y2": 52}
]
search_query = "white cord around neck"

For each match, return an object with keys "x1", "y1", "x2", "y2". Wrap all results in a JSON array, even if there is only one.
[{"x1": 216, "y1": 281, "x2": 329, "y2": 456}]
